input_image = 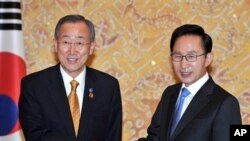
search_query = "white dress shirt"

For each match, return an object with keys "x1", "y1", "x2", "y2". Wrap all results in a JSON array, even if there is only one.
[
  {"x1": 60, "y1": 65, "x2": 86, "y2": 114},
  {"x1": 177, "y1": 72, "x2": 209, "y2": 118}
]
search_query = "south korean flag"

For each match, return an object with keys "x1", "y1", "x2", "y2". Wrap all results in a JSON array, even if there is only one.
[{"x1": 0, "y1": 0, "x2": 26, "y2": 141}]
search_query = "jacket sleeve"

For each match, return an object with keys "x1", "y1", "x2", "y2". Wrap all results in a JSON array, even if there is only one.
[
  {"x1": 105, "y1": 79, "x2": 123, "y2": 141},
  {"x1": 18, "y1": 78, "x2": 75, "y2": 141}
]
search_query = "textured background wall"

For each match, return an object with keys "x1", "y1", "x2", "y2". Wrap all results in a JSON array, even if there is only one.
[{"x1": 21, "y1": 0, "x2": 250, "y2": 140}]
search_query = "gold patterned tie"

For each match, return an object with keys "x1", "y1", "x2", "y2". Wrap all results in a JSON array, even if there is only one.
[{"x1": 68, "y1": 80, "x2": 80, "y2": 136}]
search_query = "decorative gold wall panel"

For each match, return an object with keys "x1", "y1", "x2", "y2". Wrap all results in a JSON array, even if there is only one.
[{"x1": 22, "y1": 0, "x2": 250, "y2": 140}]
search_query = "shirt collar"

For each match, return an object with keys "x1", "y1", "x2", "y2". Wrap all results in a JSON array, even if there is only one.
[
  {"x1": 60, "y1": 65, "x2": 86, "y2": 86},
  {"x1": 182, "y1": 72, "x2": 209, "y2": 96}
]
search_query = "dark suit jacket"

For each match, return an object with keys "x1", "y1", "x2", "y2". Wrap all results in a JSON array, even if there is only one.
[
  {"x1": 19, "y1": 64, "x2": 122, "y2": 141},
  {"x1": 139, "y1": 77, "x2": 241, "y2": 141}
]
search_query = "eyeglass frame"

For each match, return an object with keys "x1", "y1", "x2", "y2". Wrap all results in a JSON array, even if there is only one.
[
  {"x1": 170, "y1": 52, "x2": 207, "y2": 62},
  {"x1": 57, "y1": 40, "x2": 91, "y2": 48}
]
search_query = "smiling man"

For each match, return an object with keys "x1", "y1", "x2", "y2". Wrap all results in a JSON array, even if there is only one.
[
  {"x1": 138, "y1": 24, "x2": 242, "y2": 141},
  {"x1": 19, "y1": 15, "x2": 122, "y2": 141}
]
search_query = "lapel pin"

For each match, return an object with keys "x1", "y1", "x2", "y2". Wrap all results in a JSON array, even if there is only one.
[{"x1": 88, "y1": 88, "x2": 94, "y2": 99}]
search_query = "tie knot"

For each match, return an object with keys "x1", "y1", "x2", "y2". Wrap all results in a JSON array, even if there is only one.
[
  {"x1": 181, "y1": 88, "x2": 190, "y2": 98},
  {"x1": 70, "y1": 80, "x2": 79, "y2": 90}
]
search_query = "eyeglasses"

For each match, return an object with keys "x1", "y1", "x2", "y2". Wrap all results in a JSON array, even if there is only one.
[
  {"x1": 59, "y1": 41, "x2": 90, "y2": 48},
  {"x1": 171, "y1": 53, "x2": 206, "y2": 62}
]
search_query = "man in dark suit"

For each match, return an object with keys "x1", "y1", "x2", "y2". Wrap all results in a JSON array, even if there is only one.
[
  {"x1": 19, "y1": 14, "x2": 122, "y2": 141},
  {"x1": 138, "y1": 24, "x2": 241, "y2": 141}
]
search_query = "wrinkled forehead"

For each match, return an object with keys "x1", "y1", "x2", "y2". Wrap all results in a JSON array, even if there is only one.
[
  {"x1": 56, "y1": 22, "x2": 91, "y2": 40},
  {"x1": 59, "y1": 35, "x2": 87, "y2": 40}
]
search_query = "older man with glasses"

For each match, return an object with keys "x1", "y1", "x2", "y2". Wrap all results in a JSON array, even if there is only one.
[{"x1": 19, "y1": 14, "x2": 122, "y2": 141}]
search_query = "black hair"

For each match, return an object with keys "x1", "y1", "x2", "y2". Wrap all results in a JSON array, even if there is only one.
[{"x1": 170, "y1": 24, "x2": 212, "y2": 53}]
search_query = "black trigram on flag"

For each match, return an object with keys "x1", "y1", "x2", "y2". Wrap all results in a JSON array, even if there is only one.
[{"x1": 0, "y1": 1, "x2": 22, "y2": 30}]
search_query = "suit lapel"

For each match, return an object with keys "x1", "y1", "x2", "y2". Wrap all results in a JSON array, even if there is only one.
[
  {"x1": 171, "y1": 77, "x2": 215, "y2": 140},
  {"x1": 77, "y1": 67, "x2": 96, "y2": 139},
  {"x1": 48, "y1": 65, "x2": 75, "y2": 137},
  {"x1": 161, "y1": 84, "x2": 182, "y2": 141}
]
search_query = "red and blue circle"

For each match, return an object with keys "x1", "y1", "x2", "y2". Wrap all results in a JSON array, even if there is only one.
[{"x1": 0, "y1": 52, "x2": 26, "y2": 136}]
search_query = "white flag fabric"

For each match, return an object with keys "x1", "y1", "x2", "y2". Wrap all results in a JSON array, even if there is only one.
[{"x1": 0, "y1": 0, "x2": 26, "y2": 141}]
